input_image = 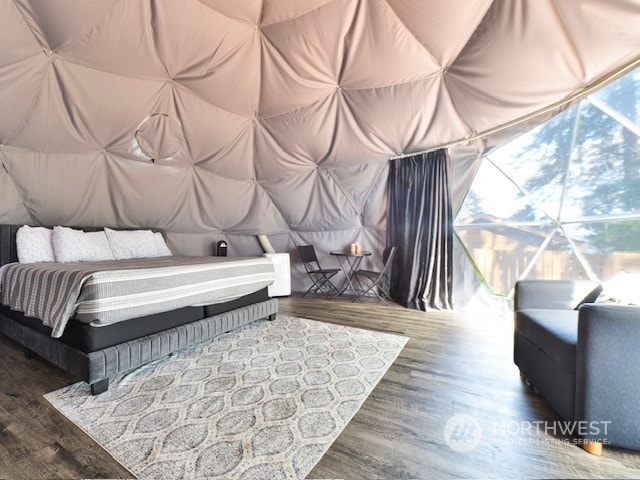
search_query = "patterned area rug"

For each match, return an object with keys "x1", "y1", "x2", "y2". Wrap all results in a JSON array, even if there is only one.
[{"x1": 44, "y1": 314, "x2": 407, "y2": 479}]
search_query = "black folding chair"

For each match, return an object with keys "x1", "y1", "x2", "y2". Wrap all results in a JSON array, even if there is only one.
[
  {"x1": 353, "y1": 246, "x2": 397, "y2": 303},
  {"x1": 297, "y1": 245, "x2": 340, "y2": 298}
]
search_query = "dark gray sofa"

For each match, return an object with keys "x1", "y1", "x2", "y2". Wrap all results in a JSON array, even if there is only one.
[{"x1": 514, "y1": 280, "x2": 640, "y2": 452}]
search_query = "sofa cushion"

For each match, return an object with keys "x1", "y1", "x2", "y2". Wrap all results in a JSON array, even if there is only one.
[
  {"x1": 515, "y1": 280, "x2": 602, "y2": 310},
  {"x1": 516, "y1": 309, "x2": 578, "y2": 373}
]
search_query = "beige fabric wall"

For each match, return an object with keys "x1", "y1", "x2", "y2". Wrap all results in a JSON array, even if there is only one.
[{"x1": 1, "y1": 0, "x2": 640, "y2": 291}]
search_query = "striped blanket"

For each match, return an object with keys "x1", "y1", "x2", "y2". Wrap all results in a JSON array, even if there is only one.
[{"x1": 1, "y1": 256, "x2": 274, "y2": 338}]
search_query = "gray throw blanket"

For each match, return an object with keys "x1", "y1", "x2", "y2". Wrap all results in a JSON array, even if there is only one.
[{"x1": 1, "y1": 256, "x2": 274, "y2": 337}]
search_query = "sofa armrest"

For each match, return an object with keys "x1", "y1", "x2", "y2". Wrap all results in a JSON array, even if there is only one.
[
  {"x1": 574, "y1": 304, "x2": 640, "y2": 448},
  {"x1": 514, "y1": 280, "x2": 601, "y2": 311}
]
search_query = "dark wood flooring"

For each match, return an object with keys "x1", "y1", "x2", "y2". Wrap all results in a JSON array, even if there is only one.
[{"x1": 1, "y1": 295, "x2": 640, "y2": 479}]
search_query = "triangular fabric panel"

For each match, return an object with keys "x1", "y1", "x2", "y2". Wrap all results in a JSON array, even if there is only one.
[
  {"x1": 328, "y1": 162, "x2": 386, "y2": 213},
  {"x1": 260, "y1": 169, "x2": 360, "y2": 231},
  {"x1": 13, "y1": 0, "x2": 118, "y2": 51},
  {"x1": 0, "y1": 155, "x2": 32, "y2": 224},
  {"x1": 5, "y1": 148, "x2": 119, "y2": 227},
  {"x1": 385, "y1": 0, "x2": 493, "y2": 67},
  {"x1": 0, "y1": 0, "x2": 44, "y2": 67}
]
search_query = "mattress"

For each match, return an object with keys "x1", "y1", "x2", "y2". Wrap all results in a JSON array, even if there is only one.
[
  {"x1": 0, "y1": 288, "x2": 269, "y2": 353},
  {"x1": 1, "y1": 255, "x2": 275, "y2": 337}
]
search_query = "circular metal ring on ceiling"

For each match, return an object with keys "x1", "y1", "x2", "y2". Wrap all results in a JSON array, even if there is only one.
[{"x1": 135, "y1": 113, "x2": 184, "y2": 161}]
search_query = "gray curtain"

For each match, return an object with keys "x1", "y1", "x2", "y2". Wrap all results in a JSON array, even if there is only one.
[{"x1": 387, "y1": 149, "x2": 453, "y2": 310}]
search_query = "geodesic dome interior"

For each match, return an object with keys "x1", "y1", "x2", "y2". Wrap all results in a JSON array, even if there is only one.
[{"x1": 1, "y1": 0, "x2": 640, "y2": 291}]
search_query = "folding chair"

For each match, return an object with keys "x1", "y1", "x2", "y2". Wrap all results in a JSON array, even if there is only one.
[
  {"x1": 297, "y1": 245, "x2": 341, "y2": 298},
  {"x1": 353, "y1": 246, "x2": 397, "y2": 303}
]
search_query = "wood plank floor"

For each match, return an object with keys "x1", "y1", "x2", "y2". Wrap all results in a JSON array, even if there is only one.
[
  {"x1": 1, "y1": 294, "x2": 640, "y2": 479},
  {"x1": 282, "y1": 296, "x2": 640, "y2": 479}
]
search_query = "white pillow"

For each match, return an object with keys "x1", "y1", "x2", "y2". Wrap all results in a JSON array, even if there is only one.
[
  {"x1": 153, "y1": 232, "x2": 172, "y2": 256},
  {"x1": 105, "y1": 228, "x2": 170, "y2": 259},
  {"x1": 52, "y1": 227, "x2": 115, "y2": 263},
  {"x1": 15, "y1": 225, "x2": 55, "y2": 263},
  {"x1": 597, "y1": 271, "x2": 640, "y2": 305}
]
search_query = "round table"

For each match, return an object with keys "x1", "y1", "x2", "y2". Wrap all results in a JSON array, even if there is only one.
[{"x1": 330, "y1": 250, "x2": 372, "y2": 296}]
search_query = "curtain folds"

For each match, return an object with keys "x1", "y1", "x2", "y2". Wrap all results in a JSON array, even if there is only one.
[{"x1": 387, "y1": 149, "x2": 453, "y2": 310}]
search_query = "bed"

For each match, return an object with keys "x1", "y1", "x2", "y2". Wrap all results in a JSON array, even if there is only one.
[{"x1": 0, "y1": 225, "x2": 278, "y2": 394}]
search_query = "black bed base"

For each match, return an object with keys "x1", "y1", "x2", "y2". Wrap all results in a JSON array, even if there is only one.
[
  {"x1": 0, "y1": 288, "x2": 270, "y2": 353},
  {"x1": 0, "y1": 299, "x2": 278, "y2": 395}
]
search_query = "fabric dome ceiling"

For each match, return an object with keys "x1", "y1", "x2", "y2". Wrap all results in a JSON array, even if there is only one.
[{"x1": 1, "y1": 0, "x2": 640, "y2": 257}]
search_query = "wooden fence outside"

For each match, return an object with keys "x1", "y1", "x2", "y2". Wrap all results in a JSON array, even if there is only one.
[{"x1": 470, "y1": 249, "x2": 640, "y2": 295}]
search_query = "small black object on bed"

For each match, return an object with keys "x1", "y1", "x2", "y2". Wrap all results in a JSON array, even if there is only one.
[{"x1": 0, "y1": 225, "x2": 278, "y2": 395}]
